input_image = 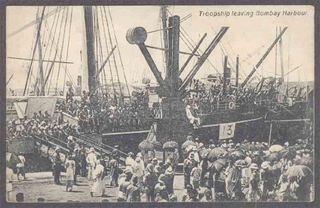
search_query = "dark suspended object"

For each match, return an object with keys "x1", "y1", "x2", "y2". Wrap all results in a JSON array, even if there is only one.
[
  {"x1": 150, "y1": 140, "x2": 162, "y2": 151},
  {"x1": 163, "y1": 141, "x2": 179, "y2": 150},
  {"x1": 138, "y1": 140, "x2": 153, "y2": 151}
]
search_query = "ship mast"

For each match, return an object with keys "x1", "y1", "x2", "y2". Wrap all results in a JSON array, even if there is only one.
[
  {"x1": 161, "y1": 6, "x2": 169, "y2": 72},
  {"x1": 83, "y1": 6, "x2": 98, "y2": 103}
]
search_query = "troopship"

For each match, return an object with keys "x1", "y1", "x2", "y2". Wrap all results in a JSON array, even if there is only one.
[{"x1": 6, "y1": 6, "x2": 313, "y2": 164}]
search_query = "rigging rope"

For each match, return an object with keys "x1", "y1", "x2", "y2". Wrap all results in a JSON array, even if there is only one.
[
  {"x1": 7, "y1": 6, "x2": 66, "y2": 39},
  {"x1": 95, "y1": 7, "x2": 108, "y2": 98},
  {"x1": 99, "y1": 6, "x2": 117, "y2": 99},
  {"x1": 108, "y1": 6, "x2": 130, "y2": 97},
  {"x1": 103, "y1": 6, "x2": 123, "y2": 101},
  {"x1": 44, "y1": 6, "x2": 64, "y2": 92},
  {"x1": 62, "y1": 7, "x2": 73, "y2": 94},
  {"x1": 23, "y1": 6, "x2": 46, "y2": 96},
  {"x1": 55, "y1": 7, "x2": 69, "y2": 95}
]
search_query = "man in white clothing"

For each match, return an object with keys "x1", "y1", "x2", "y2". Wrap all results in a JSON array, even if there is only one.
[
  {"x1": 16, "y1": 152, "x2": 26, "y2": 180},
  {"x1": 86, "y1": 147, "x2": 97, "y2": 180}
]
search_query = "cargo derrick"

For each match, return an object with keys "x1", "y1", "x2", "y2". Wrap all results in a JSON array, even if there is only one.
[{"x1": 126, "y1": 15, "x2": 229, "y2": 144}]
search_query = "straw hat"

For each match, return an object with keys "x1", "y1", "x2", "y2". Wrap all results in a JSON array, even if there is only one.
[
  {"x1": 250, "y1": 163, "x2": 259, "y2": 170},
  {"x1": 261, "y1": 161, "x2": 271, "y2": 170}
]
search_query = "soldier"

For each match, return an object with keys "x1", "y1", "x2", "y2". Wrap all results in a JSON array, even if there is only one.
[{"x1": 109, "y1": 154, "x2": 119, "y2": 187}]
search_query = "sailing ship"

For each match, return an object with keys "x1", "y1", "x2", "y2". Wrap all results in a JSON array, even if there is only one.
[{"x1": 6, "y1": 6, "x2": 313, "y2": 157}]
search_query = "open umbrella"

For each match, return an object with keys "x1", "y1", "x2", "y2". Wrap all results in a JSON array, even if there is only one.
[
  {"x1": 181, "y1": 140, "x2": 196, "y2": 150},
  {"x1": 269, "y1": 144, "x2": 283, "y2": 153},
  {"x1": 151, "y1": 140, "x2": 162, "y2": 151},
  {"x1": 199, "y1": 148, "x2": 211, "y2": 159},
  {"x1": 138, "y1": 140, "x2": 153, "y2": 151},
  {"x1": 285, "y1": 165, "x2": 313, "y2": 181},
  {"x1": 6, "y1": 152, "x2": 19, "y2": 169},
  {"x1": 211, "y1": 159, "x2": 228, "y2": 172},
  {"x1": 294, "y1": 157, "x2": 313, "y2": 168},
  {"x1": 266, "y1": 152, "x2": 279, "y2": 162},
  {"x1": 279, "y1": 147, "x2": 296, "y2": 159},
  {"x1": 230, "y1": 150, "x2": 246, "y2": 160},
  {"x1": 207, "y1": 147, "x2": 227, "y2": 160},
  {"x1": 163, "y1": 141, "x2": 179, "y2": 150}
]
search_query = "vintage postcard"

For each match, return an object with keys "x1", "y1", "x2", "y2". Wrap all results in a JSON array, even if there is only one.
[{"x1": 5, "y1": 5, "x2": 314, "y2": 203}]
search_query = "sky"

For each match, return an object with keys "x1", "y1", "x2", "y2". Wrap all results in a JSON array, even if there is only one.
[{"x1": 6, "y1": 5, "x2": 314, "y2": 93}]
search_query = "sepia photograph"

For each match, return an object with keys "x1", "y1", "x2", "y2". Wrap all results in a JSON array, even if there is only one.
[{"x1": 5, "y1": 5, "x2": 314, "y2": 203}]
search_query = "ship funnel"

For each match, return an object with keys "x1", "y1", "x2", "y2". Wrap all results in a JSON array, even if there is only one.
[{"x1": 126, "y1": 27, "x2": 147, "y2": 45}]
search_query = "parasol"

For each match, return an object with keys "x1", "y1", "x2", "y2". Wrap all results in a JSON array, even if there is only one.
[
  {"x1": 138, "y1": 140, "x2": 154, "y2": 151},
  {"x1": 279, "y1": 147, "x2": 296, "y2": 159},
  {"x1": 181, "y1": 140, "x2": 196, "y2": 150},
  {"x1": 211, "y1": 159, "x2": 228, "y2": 172},
  {"x1": 6, "y1": 152, "x2": 19, "y2": 169},
  {"x1": 207, "y1": 147, "x2": 227, "y2": 160},
  {"x1": 294, "y1": 157, "x2": 313, "y2": 168},
  {"x1": 230, "y1": 150, "x2": 246, "y2": 160},
  {"x1": 150, "y1": 140, "x2": 162, "y2": 151},
  {"x1": 269, "y1": 144, "x2": 283, "y2": 153},
  {"x1": 285, "y1": 165, "x2": 313, "y2": 181},
  {"x1": 199, "y1": 148, "x2": 211, "y2": 159},
  {"x1": 163, "y1": 141, "x2": 179, "y2": 150},
  {"x1": 266, "y1": 152, "x2": 279, "y2": 162}
]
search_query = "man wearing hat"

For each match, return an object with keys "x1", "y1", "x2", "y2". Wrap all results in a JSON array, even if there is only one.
[
  {"x1": 126, "y1": 176, "x2": 141, "y2": 202},
  {"x1": 190, "y1": 161, "x2": 202, "y2": 190},
  {"x1": 125, "y1": 152, "x2": 135, "y2": 167},
  {"x1": 183, "y1": 152, "x2": 196, "y2": 189},
  {"x1": 145, "y1": 164, "x2": 157, "y2": 202},
  {"x1": 16, "y1": 152, "x2": 26, "y2": 180},
  {"x1": 247, "y1": 163, "x2": 261, "y2": 202},
  {"x1": 164, "y1": 163, "x2": 174, "y2": 195},
  {"x1": 260, "y1": 161, "x2": 274, "y2": 201},
  {"x1": 133, "y1": 156, "x2": 145, "y2": 191},
  {"x1": 154, "y1": 174, "x2": 169, "y2": 202},
  {"x1": 118, "y1": 168, "x2": 133, "y2": 201},
  {"x1": 86, "y1": 147, "x2": 97, "y2": 180},
  {"x1": 109, "y1": 154, "x2": 119, "y2": 187},
  {"x1": 226, "y1": 160, "x2": 245, "y2": 201},
  {"x1": 52, "y1": 147, "x2": 62, "y2": 185}
]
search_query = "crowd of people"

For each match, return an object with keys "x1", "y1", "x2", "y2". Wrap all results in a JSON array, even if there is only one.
[
  {"x1": 47, "y1": 131, "x2": 313, "y2": 202},
  {"x1": 185, "y1": 79, "x2": 279, "y2": 114},
  {"x1": 56, "y1": 87, "x2": 154, "y2": 133}
]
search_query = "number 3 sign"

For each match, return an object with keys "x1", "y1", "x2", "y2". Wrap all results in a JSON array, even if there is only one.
[{"x1": 219, "y1": 122, "x2": 236, "y2": 140}]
